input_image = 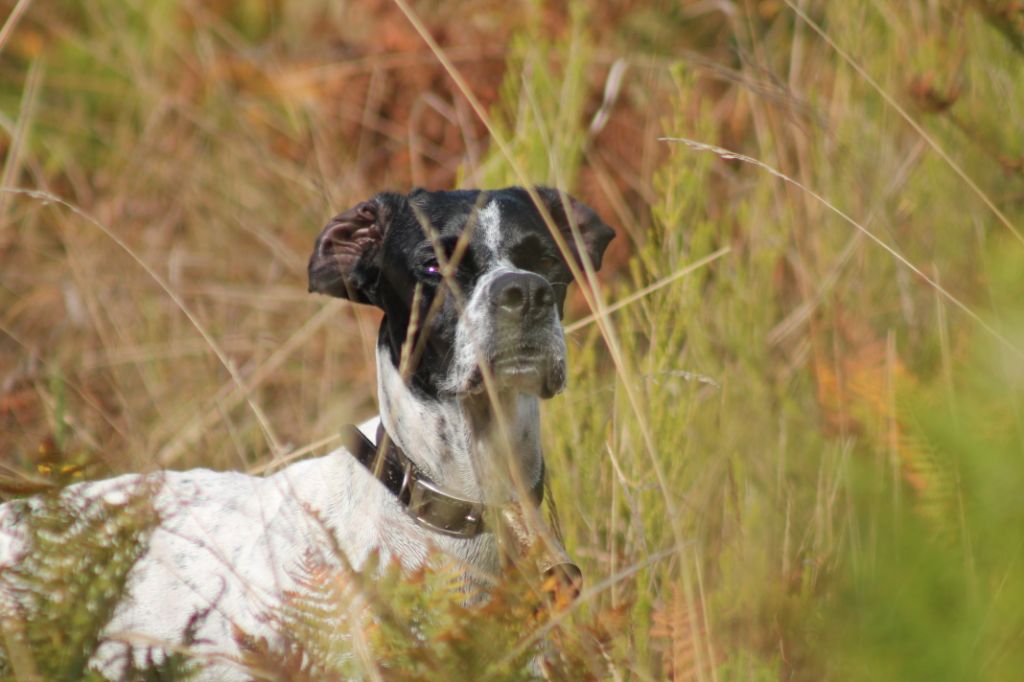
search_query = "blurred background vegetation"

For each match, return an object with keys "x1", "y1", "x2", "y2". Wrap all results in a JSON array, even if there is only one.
[{"x1": 1, "y1": 0, "x2": 1023, "y2": 679}]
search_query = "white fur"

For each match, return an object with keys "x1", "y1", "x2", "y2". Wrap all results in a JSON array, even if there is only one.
[
  {"x1": 477, "y1": 199, "x2": 503, "y2": 258},
  {"x1": 379, "y1": 345, "x2": 543, "y2": 502},
  {"x1": 0, "y1": 431, "x2": 500, "y2": 679}
]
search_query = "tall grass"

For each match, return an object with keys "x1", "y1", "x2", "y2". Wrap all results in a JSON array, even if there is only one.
[{"x1": 2, "y1": 0, "x2": 1023, "y2": 679}]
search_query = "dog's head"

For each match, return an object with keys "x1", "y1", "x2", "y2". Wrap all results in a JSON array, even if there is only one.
[{"x1": 308, "y1": 187, "x2": 614, "y2": 400}]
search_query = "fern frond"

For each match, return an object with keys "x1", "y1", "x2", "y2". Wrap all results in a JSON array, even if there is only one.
[{"x1": 0, "y1": 477, "x2": 167, "y2": 679}]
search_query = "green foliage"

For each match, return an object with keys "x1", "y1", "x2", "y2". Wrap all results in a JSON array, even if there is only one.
[
  {"x1": 543, "y1": 2, "x2": 1024, "y2": 679},
  {"x1": 0, "y1": 479, "x2": 196, "y2": 680},
  {"x1": 824, "y1": 308, "x2": 1024, "y2": 681},
  {"x1": 234, "y1": 548, "x2": 625, "y2": 681},
  {"x1": 974, "y1": 0, "x2": 1024, "y2": 53},
  {"x1": 475, "y1": 2, "x2": 592, "y2": 189}
]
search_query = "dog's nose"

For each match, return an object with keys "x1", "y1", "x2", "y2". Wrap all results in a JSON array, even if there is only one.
[{"x1": 492, "y1": 272, "x2": 555, "y2": 319}]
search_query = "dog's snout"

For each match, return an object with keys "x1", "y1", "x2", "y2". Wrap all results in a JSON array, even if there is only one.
[{"x1": 492, "y1": 272, "x2": 555, "y2": 319}]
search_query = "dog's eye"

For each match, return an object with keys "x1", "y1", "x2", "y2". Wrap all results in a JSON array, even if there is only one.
[
  {"x1": 539, "y1": 255, "x2": 563, "y2": 270},
  {"x1": 423, "y1": 260, "x2": 442, "y2": 278}
]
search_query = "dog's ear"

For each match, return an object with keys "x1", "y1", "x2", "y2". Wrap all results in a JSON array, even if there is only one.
[
  {"x1": 308, "y1": 199, "x2": 388, "y2": 305},
  {"x1": 535, "y1": 188, "x2": 615, "y2": 272}
]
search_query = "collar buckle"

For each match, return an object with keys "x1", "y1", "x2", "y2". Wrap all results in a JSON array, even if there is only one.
[{"x1": 406, "y1": 474, "x2": 487, "y2": 538}]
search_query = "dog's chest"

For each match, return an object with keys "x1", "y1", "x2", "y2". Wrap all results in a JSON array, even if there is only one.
[
  {"x1": 130, "y1": 454, "x2": 491, "y2": 669},
  {"x1": 1, "y1": 450, "x2": 498, "y2": 680}
]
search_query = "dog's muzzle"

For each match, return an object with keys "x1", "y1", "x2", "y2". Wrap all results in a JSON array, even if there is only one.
[{"x1": 477, "y1": 271, "x2": 567, "y2": 398}]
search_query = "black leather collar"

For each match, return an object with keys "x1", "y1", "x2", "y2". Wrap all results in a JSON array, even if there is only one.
[{"x1": 343, "y1": 424, "x2": 543, "y2": 538}]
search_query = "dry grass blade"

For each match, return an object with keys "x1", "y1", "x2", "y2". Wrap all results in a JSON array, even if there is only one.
[
  {"x1": 0, "y1": 0, "x2": 33, "y2": 55},
  {"x1": 565, "y1": 247, "x2": 731, "y2": 334},
  {"x1": 784, "y1": 0, "x2": 1024, "y2": 249},
  {"x1": 0, "y1": 187, "x2": 283, "y2": 459},
  {"x1": 658, "y1": 137, "x2": 1023, "y2": 361},
  {"x1": 0, "y1": 58, "x2": 39, "y2": 221},
  {"x1": 156, "y1": 300, "x2": 343, "y2": 466},
  {"x1": 247, "y1": 433, "x2": 343, "y2": 476}
]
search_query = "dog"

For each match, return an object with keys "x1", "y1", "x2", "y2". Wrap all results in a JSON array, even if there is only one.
[{"x1": 0, "y1": 186, "x2": 614, "y2": 679}]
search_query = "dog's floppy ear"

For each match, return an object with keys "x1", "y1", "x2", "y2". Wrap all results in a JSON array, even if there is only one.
[
  {"x1": 535, "y1": 187, "x2": 615, "y2": 272},
  {"x1": 308, "y1": 198, "x2": 388, "y2": 305}
]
